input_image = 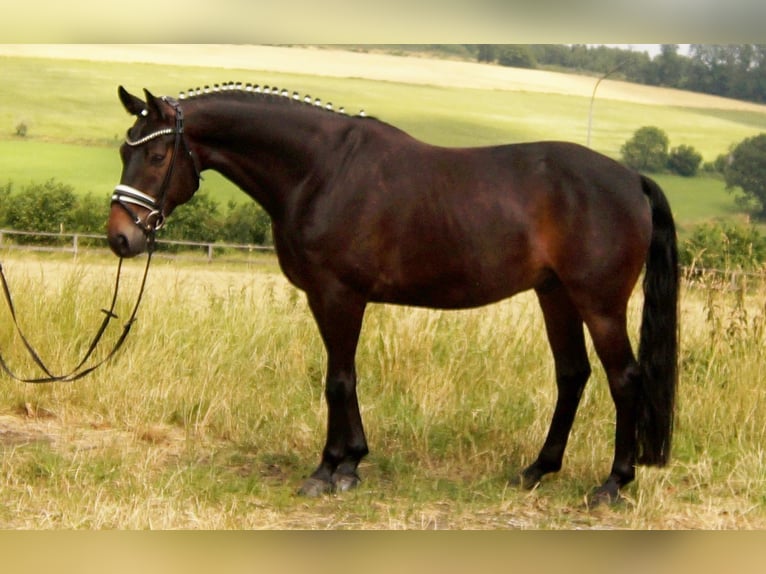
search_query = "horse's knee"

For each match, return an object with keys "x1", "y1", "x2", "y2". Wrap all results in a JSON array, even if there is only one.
[{"x1": 324, "y1": 372, "x2": 355, "y2": 403}]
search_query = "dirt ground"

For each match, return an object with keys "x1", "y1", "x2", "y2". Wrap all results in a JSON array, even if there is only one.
[{"x1": 2, "y1": 43, "x2": 766, "y2": 112}]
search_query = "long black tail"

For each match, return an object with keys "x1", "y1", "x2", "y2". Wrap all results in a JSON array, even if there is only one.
[{"x1": 636, "y1": 175, "x2": 679, "y2": 466}]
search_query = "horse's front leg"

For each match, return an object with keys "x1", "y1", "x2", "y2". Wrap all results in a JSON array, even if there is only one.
[{"x1": 298, "y1": 285, "x2": 368, "y2": 497}]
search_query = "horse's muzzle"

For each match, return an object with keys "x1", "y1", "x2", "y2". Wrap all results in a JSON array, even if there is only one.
[{"x1": 107, "y1": 206, "x2": 149, "y2": 258}]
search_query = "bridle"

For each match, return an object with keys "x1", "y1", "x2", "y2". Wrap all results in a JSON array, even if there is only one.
[
  {"x1": 111, "y1": 97, "x2": 200, "y2": 250},
  {"x1": 0, "y1": 97, "x2": 200, "y2": 384}
]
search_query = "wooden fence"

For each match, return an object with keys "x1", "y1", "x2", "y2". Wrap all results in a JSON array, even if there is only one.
[
  {"x1": 3, "y1": 228, "x2": 766, "y2": 290},
  {"x1": 0, "y1": 229, "x2": 274, "y2": 263}
]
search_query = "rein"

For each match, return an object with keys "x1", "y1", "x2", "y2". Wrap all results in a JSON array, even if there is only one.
[
  {"x1": 0, "y1": 253, "x2": 152, "y2": 383},
  {"x1": 0, "y1": 98, "x2": 190, "y2": 384}
]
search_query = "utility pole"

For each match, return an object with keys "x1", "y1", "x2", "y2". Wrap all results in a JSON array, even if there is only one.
[{"x1": 586, "y1": 61, "x2": 625, "y2": 148}]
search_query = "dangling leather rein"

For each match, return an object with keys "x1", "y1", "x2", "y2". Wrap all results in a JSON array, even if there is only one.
[
  {"x1": 0, "y1": 97, "x2": 191, "y2": 384},
  {"x1": 0, "y1": 255, "x2": 151, "y2": 383}
]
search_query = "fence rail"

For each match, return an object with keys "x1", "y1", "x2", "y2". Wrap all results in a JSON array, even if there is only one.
[
  {"x1": 0, "y1": 229, "x2": 274, "y2": 263},
  {"x1": 3, "y1": 228, "x2": 766, "y2": 289}
]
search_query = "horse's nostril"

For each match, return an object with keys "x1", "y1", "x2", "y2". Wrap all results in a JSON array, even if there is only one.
[{"x1": 108, "y1": 232, "x2": 131, "y2": 257}]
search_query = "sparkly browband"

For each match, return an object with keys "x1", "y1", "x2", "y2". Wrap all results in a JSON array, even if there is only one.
[{"x1": 125, "y1": 127, "x2": 175, "y2": 147}]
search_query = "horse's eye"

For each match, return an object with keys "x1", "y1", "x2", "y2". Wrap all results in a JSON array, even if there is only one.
[{"x1": 149, "y1": 153, "x2": 165, "y2": 165}]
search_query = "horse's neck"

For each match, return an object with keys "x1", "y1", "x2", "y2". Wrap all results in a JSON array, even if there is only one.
[{"x1": 187, "y1": 99, "x2": 330, "y2": 218}]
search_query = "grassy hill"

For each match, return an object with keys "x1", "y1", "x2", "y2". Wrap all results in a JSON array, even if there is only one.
[{"x1": 1, "y1": 46, "x2": 765, "y2": 231}]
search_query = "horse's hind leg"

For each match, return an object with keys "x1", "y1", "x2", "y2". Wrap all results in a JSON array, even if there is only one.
[
  {"x1": 515, "y1": 284, "x2": 591, "y2": 489},
  {"x1": 582, "y1": 311, "x2": 641, "y2": 505}
]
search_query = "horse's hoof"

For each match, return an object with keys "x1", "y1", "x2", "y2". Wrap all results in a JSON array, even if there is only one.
[
  {"x1": 297, "y1": 477, "x2": 332, "y2": 497},
  {"x1": 331, "y1": 472, "x2": 361, "y2": 493},
  {"x1": 510, "y1": 472, "x2": 540, "y2": 491},
  {"x1": 509, "y1": 465, "x2": 544, "y2": 490},
  {"x1": 586, "y1": 485, "x2": 623, "y2": 508}
]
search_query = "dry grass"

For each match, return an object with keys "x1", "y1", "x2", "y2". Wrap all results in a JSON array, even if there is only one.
[
  {"x1": 2, "y1": 44, "x2": 765, "y2": 113},
  {"x1": 0, "y1": 253, "x2": 764, "y2": 529}
]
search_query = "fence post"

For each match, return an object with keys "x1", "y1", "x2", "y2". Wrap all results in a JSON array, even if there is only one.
[
  {"x1": 73, "y1": 234, "x2": 79, "y2": 259},
  {"x1": 207, "y1": 243, "x2": 213, "y2": 263}
]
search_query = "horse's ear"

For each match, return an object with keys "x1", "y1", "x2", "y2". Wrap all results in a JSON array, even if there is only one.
[
  {"x1": 118, "y1": 86, "x2": 147, "y2": 117},
  {"x1": 143, "y1": 89, "x2": 168, "y2": 121}
]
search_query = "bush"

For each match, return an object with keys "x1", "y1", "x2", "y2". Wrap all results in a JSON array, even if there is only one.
[
  {"x1": 222, "y1": 201, "x2": 272, "y2": 245},
  {"x1": 0, "y1": 181, "x2": 11, "y2": 222},
  {"x1": 620, "y1": 126, "x2": 669, "y2": 172},
  {"x1": 680, "y1": 222, "x2": 766, "y2": 272},
  {"x1": 160, "y1": 190, "x2": 223, "y2": 243},
  {"x1": 668, "y1": 144, "x2": 703, "y2": 176},
  {"x1": 0, "y1": 180, "x2": 110, "y2": 236},
  {"x1": 3, "y1": 179, "x2": 78, "y2": 235},
  {"x1": 0, "y1": 179, "x2": 276, "y2": 250},
  {"x1": 70, "y1": 192, "x2": 110, "y2": 233}
]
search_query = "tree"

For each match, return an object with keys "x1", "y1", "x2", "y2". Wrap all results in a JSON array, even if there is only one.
[
  {"x1": 462, "y1": 44, "x2": 766, "y2": 105},
  {"x1": 496, "y1": 46, "x2": 536, "y2": 69},
  {"x1": 724, "y1": 133, "x2": 766, "y2": 218},
  {"x1": 620, "y1": 126, "x2": 670, "y2": 172},
  {"x1": 668, "y1": 144, "x2": 703, "y2": 176},
  {"x1": 476, "y1": 45, "x2": 496, "y2": 63},
  {"x1": 653, "y1": 44, "x2": 686, "y2": 88}
]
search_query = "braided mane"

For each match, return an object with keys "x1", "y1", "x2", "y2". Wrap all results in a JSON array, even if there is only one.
[{"x1": 177, "y1": 81, "x2": 368, "y2": 118}]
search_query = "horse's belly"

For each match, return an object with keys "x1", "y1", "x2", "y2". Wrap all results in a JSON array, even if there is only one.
[{"x1": 368, "y1": 263, "x2": 542, "y2": 310}]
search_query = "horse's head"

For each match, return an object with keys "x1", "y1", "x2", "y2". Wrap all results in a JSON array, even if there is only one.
[{"x1": 107, "y1": 86, "x2": 200, "y2": 258}]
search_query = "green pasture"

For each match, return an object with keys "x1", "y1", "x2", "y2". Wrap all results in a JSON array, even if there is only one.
[
  {"x1": 0, "y1": 140, "x2": 118, "y2": 196},
  {"x1": 2, "y1": 54, "x2": 764, "y2": 155},
  {"x1": 0, "y1": 140, "x2": 243, "y2": 206},
  {"x1": 2, "y1": 54, "x2": 766, "y2": 229}
]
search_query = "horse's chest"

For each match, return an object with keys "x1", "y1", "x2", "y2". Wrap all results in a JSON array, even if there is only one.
[{"x1": 271, "y1": 230, "x2": 313, "y2": 290}]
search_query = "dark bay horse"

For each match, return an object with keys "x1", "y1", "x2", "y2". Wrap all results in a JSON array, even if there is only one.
[{"x1": 108, "y1": 84, "x2": 678, "y2": 504}]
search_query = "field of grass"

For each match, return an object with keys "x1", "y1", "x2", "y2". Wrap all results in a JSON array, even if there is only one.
[
  {"x1": 2, "y1": 49, "x2": 766, "y2": 230},
  {"x1": 1, "y1": 47, "x2": 765, "y2": 530},
  {"x1": 0, "y1": 252, "x2": 763, "y2": 529}
]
